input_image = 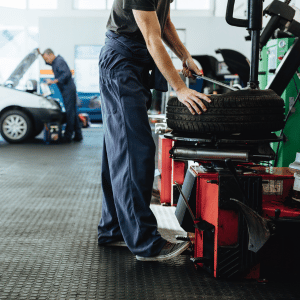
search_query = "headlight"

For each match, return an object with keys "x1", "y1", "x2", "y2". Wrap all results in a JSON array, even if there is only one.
[{"x1": 39, "y1": 98, "x2": 57, "y2": 109}]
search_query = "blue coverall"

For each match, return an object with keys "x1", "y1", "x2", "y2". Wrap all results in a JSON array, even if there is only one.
[
  {"x1": 52, "y1": 55, "x2": 82, "y2": 141},
  {"x1": 98, "y1": 31, "x2": 168, "y2": 257}
]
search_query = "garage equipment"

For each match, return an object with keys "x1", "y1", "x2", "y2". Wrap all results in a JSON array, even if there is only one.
[
  {"x1": 257, "y1": 0, "x2": 300, "y2": 167},
  {"x1": 163, "y1": 0, "x2": 300, "y2": 279},
  {"x1": 168, "y1": 129, "x2": 300, "y2": 278},
  {"x1": 44, "y1": 122, "x2": 62, "y2": 144}
]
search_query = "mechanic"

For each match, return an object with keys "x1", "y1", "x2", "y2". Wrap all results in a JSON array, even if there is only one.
[
  {"x1": 41, "y1": 49, "x2": 83, "y2": 143},
  {"x1": 98, "y1": 0, "x2": 211, "y2": 261}
]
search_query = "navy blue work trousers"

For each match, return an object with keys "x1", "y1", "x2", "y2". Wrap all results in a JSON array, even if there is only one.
[
  {"x1": 62, "y1": 89, "x2": 82, "y2": 141},
  {"x1": 97, "y1": 45, "x2": 166, "y2": 257}
]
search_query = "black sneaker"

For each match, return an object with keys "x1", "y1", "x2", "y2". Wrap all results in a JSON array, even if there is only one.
[
  {"x1": 102, "y1": 240, "x2": 127, "y2": 247},
  {"x1": 136, "y1": 241, "x2": 190, "y2": 262}
]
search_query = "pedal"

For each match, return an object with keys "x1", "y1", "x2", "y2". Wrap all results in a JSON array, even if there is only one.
[
  {"x1": 175, "y1": 235, "x2": 190, "y2": 241},
  {"x1": 190, "y1": 257, "x2": 211, "y2": 264}
]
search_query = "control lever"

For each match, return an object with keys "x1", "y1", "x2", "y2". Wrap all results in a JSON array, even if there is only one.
[
  {"x1": 175, "y1": 181, "x2": 214, "y2": 232},
  {"x1": 174, "y1": 181, "x2": 196, "y2": 222}
]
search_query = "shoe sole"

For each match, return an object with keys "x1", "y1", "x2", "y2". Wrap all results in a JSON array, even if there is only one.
[
  {"x1": 136, "y1": 242, "x2": 190, "y2": 262},
  {"x1": 101, "y1": 241, "x2": 127, "y2": 247}
]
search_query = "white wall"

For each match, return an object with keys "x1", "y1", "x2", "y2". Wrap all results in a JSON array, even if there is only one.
[
  {"x1": 4, "y1": 0, "x2": 300, "y2": 71},
  {"x1": 171, "y1": 16, "x2": 251, "y2": 60},
  {"x1": 39, "y1": 15, "x2": 252, "y2": 71}
]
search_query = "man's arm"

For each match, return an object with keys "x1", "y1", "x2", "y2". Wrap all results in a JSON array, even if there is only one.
[
  {"x1": 132, "y1": 10, "x2": 210, "y2": 115},
  {"x1": 54, "y1": 60, "x2": 72, "y2": 85},
  {"x1": 162, "y1": 9, "x2": 199, "y2": 79}
]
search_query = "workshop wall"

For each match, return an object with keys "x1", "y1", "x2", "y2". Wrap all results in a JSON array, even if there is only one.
[{"x1": 39, "y1": 16, "x2": 251, "y2": 71}]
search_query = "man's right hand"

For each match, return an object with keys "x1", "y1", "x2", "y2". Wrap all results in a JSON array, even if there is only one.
[{"x1": 176, "y1": 86, "x2": 211, "y2": 115}]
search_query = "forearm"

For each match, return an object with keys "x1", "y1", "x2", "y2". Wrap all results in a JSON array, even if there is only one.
[
  {"x1": 163, "y1": 19, "x2": 191, "y2": 62},
  {"x1": 132, "y1": 9, "x2": 210, "y2": 116},
  {"x1": 146, "y1": 36, "x2": 186, "y2": 92},
  {"x1": 47, "y1": 79, "x2": 59, "y2": 85}
]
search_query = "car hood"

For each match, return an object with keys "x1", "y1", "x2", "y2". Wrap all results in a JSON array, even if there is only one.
[{"x1": 5, "y1": 48, "x2": 40, "y2": 88}]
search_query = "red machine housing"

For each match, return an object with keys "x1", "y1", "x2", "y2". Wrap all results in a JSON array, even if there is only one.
[
  {"x1": 158, "y1": 136, "x2": 172, "y2": 205},
  {"x1": 158, "y1": 136, "x2": 185, "y2": 206},
  {"x1": 187, "y1": 165, "x2": 300, "y2": 279}
]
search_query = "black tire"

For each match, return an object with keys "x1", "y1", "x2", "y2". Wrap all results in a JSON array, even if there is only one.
[
  {"x1": 166, "y1": 89, "x2": 285, "y2": 134},
  {"x1": 0, "y1": 110, "x2": 33, "y2": 143}
]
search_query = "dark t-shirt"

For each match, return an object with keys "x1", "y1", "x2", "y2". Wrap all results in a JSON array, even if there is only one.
[{"x1": 107, "y1": 0, "x2": 173, "y2": 44}]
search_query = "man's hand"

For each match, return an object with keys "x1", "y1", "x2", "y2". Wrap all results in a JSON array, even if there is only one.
[
  {"x1": 182, "y1": 56, "x2": 202, "y2": 79},
  {"x1": 46, "y1": 79, "x2": 58, "y2": 85},
  {"x1": 176, "y1": 86, "x2": 211, "y2": 115},
  {"x1": 179, "y1": 56, "x2": 209, "y2": 115}
]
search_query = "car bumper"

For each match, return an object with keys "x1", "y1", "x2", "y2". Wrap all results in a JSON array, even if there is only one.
[{"x1": 27, "y1": 108, "x2": 66, "y2": 124}]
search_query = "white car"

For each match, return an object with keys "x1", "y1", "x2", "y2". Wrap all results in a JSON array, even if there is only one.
[{"x1": 0, "y1": 49, "x2": 65, "y2": 143}]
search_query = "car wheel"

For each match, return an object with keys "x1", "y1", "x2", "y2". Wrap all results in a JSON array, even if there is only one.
[
  {"x1": 0, "y1": 110, "x2": 33, "y2": 143},
  {"x1": 166, "y1": 89, "x2": 285, "y2": 134}
]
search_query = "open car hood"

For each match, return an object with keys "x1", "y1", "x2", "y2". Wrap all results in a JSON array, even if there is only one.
[{"x1": 5, "y1": 48, "x2": 40, "y2": 88}]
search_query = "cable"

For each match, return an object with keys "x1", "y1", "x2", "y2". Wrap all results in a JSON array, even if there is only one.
[{"x1": 293, "y1": 77, "x2": 299, "y2": 95}]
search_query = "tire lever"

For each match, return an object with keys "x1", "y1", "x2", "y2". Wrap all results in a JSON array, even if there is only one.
[{"x1": 192, "y1": 74, "x2": 238, "y2": 91}]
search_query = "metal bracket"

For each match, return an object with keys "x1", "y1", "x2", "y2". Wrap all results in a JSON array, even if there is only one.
[{"x1": 230, "y1": 198, "x2": 272, "y2": 253}]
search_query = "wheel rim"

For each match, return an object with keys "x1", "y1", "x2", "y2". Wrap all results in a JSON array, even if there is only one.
[{"x1": 2, "y1": 114, "x2": 28, "y2": 140}]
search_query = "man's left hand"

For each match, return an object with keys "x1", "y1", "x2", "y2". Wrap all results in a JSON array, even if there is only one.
[
  {"x1": 182, "y1": 57, "x2": 202, "y2": 79},
  {"x1": 46, "y1": 79, "x2": 58, "y2": 85}
]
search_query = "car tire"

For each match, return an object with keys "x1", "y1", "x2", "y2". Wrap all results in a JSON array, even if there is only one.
[
  {"x1": 166, "y1": 89, "x2": 285, "y2": 134},
  {"x1": 0, "y1": 110, "x2": 33, "y2": 143}
]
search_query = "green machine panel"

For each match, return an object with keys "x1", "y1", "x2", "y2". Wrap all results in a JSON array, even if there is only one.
[{"x1": 259, "y1": 38, "x2": 300, "y2": 167}]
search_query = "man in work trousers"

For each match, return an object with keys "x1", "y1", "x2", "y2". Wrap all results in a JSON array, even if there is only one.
[
  {"x1": 42, "y1": 49, "x2": 83, "y2": 143},
  {"x1": 98, "y1": 0, "x2": 210, "y2": 261}
]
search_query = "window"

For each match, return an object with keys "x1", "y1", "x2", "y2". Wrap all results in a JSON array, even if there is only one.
[
  {"x1": 74, "y1": 0, "x2": 105, "y2": 10},
  {"x1": 74, "y1": 0, "x2": 211, "y2": 10},
  {"x1": 28, "y1": 0, "x2": 58, "y2": 10},
  {"x1": 0, "y1": 0, "x2": 26, "y2": 9},
  {"x1": 175, "y1": 0, "x2": 210, "y2": 10},
  {"x1": 107, "y1": 0, "x2": 114, "y2": 10},
  {"x1": 75, "y1": 45, "x2": 103, "y2": 93},
  {"x1": 176, "y1": 0, "x2": 210, "y2": 10}
]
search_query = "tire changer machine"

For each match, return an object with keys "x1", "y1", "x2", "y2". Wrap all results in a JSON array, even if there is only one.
[{"x1": 163, "y1": 0, "x2": 300, "y2": 279}]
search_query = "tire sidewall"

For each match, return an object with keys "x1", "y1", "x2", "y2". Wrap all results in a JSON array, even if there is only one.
[
  {"x1": 0, "y1": 110, "x2": 33, "y2": 143},
  {"x1": 166, "y1": 92, "x2": 285, "y2": 134}
]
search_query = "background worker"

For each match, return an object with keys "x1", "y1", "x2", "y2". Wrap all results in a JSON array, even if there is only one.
[
  {"x1": 41, "y1": 49, "x2": 83, "y2": 143},
  {"x1": 98, "y1": 0, "x2": 211, "y2": 261}
]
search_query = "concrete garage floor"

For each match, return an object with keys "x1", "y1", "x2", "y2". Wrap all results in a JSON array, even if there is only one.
[{"x1": 0, "y1": 125, "x2": 299, "y2": 300}]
